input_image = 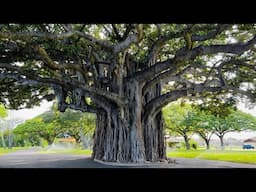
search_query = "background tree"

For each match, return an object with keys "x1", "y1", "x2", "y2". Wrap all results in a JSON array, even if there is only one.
[
  {"x1": 0, "y1": 104, "x2": 7, "y2": 118},
  {"x1": 196, "y1": 95, "x2": 256, "y2": 149},
  {"x1": 14, "y1": 107, "x2": 96, "y2": 146},
  {"x1": 230, "y1": 110, "x2": 256, "y2": 131},
  {"x1": 0, "y1": 103, "x2": 7, "y2": 148},
  {"x1": 213, "y1": 110, "x2": 256, "y2": 149},
  {"x1": 163, "y1": 102, "x2": 194, "y2": 150},
  {"x1": 75, "y1": 113, "x2": 95, "y2": 148},
  {"x1": 0, "y1": 24, "x2": 256, "y2": 162},
  {"x1": 41, "y1": 107, "x2": 95, "y2": 144},
  {"x1": 185, "y1": 109, "x2": 215, "y2": 150},
  {"x1": 14, "y1": 118, "x2": 56, "y2": 145},
  {"x1": 196, "y1": 96, "x2": 236, "y2": 149},
  {"x1": 4, "y1": 118, "x2": 23, "y2": 149}
]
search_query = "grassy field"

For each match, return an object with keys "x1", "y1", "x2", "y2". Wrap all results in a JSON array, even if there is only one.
[
  {"x1": 0, "y1": 147, "x2": 22, "y2": 156},
  {"x1": 167, "y1": 149, "x2": 256, "y2": 164},
  {"x1": 36, "y1": 147, "x2": 256, "y2": 164}
]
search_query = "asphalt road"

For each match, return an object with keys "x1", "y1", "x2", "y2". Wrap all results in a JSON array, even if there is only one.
[{"x1": 1, "y1": 148, "x2": 256, "y2": 168}]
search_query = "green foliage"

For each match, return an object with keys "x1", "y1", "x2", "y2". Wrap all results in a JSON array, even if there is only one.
[
  {"x1": 0, "y1": 148, "x2": 18, "y2": 156},
  {"x1": 163, "y1": 101, "x2": 193, "y2": 135},
  {"x1": 14, "y1": 117, "x2": 55, "y2": 145},
  {"x1": 227, "y1": 110, "x2": 256, "y2": 130},
  {"x1": 40, "y1": 138, "x2": 48, "y2": 148},
  {"x1": 0, "y1": 24, "x2": 255, "y2": 114},
  {"x1": 43, "y1": 108, "x2": 95, "y2": 143},
  {"x1": 13, "y1": 104, "x2": 96, "y2": 147},
  {"x1": 191, "y1": 96, "x2": 256, "y2": 147},
  {"x1": 0, "y1": 103, "x2": 7, "y2": 118},
  {"x1": 195, "y1": 96, "x2": 236, "y2": 118}
]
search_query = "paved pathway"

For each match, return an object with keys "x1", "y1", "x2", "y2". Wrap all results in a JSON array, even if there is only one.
[{"x1": 1, "y1": 148, "x2": 256, "y2": 168}]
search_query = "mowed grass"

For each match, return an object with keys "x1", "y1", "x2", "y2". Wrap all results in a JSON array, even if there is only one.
[
  {"x1": 39, "y1": 147, "x2": 256, "y2": 164},
  {"x1": 0, "y1": 147, "x2": 21, "y2": 156},
  {"x1": 167, "y1": 150, "x2": 256, "y2": 164},
  {"x1": 40, "y1": 148, "x2": 92, "y2": 155}
]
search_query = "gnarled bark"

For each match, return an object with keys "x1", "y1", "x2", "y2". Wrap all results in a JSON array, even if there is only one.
[
  {"x1": 91, "y1": 79, "x2": 167, "y2": 163},
  {"x1": 92, "y1": 81, "x2": 146, "y2": 163}
]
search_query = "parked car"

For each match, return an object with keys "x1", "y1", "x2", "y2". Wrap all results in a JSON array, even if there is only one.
[{"x1": 243, "y1": 144, "x2": 255, "y2": 149}]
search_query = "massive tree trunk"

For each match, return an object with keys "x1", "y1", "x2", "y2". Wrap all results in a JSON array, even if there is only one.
[
  {"x1": 142, "y1": 83, "x2": 166, "y2": 161},
  {"x1": 91, "y1": 51, "x2": 167, "y2": 163},
  {"x1": 92, "y1": 80, "x2": 166, "y2": 163}
]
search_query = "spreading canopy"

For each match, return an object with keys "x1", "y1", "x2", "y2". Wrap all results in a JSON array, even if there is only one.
[{"x1": 0, "y1": 24, "x2": 255, "y2": 112}]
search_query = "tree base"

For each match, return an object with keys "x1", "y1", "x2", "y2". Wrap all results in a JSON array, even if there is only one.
[{"x1": 93, "y1": 157, "x2": 176, "y2": 167}]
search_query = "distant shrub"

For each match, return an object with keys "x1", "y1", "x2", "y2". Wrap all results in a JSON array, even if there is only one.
[
  {"x1": 190, "y1": 140, "x2": 198, "y2": 150},
  {"x1": 40, "y1": 139, "x2": 48, "y2": 148},
  {"x1": 167, "y1": 141, "x2": 179, "y2": 148},
  {"x1": 180, "y1": 140, "x2": 198, "y2": 150}
]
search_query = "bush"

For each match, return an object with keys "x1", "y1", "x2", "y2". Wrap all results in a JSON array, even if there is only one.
[
  {"x1": 167, "y1": 141, "x2": 179, "y2": 148},
  {"x1": 190, "y1": 140, "x2": 198, "y2": 150},
  {"x1": 40, "y1": 139, "x2": 48, "y2": 148},
  {"x1": 180, "y1": 140, "x2": 198, "y2": 150}
]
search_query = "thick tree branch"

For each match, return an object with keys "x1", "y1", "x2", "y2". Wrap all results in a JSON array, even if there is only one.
[
  {"x1": 0, "y1": 73, "x2": 56, "y2": 87},
  {"x1": 0, "y1": 31, "x2": 75, "y2": 40},
  {"x1": 146, "y1": 31, "x2": 183, "y2": 65},
  {"x1": 225, "y1": 85, "x2": 256, "y2": 101},
  {"x1": 59, "y1": 103, "x2": 98, "y2": 113},
  {"x1": 134, "y1": 34, "x2": 256, "y2": 82},
  {"x1": 62, "y1": 24, "x2": 73, "y2": 32},
  {"x1": 111, "y1": 24, "x2": 123, "y2": 40},
  {"x1": 113, "y1": 34, "x2": 138, "y2": 54},
  {"x1": 0, "y1": 30, "x2": 113, "y2": 50},
  {"x1": 113, "y1": 24, "x2": 143, "y2": 54},
  {"x1": 122, "y1": 24, "x2": 134, "y2": 40},
  {"x1": 144, "y1": 85, "x2": 223, "y2": 119},
  {"x1": 147, "y1": 37, "x2": 167, "y2": 65},
  {"x1": 75, "y1": 31, "x2": 113, "y2": 49},
  {"x1": 0, "y1": 63, "x2": 127, "y2": 106},
  {"x1": 142, "y1": 64, "x2": 194, "y2": 95},
  {"x1": 197, "y1": 35, "x2": 256, "y2": 55},
  {"x1": 33, "y1": 45, "x2": 88, "y2": 80},
  {"x1": 191, "y1": 24, "x2": 231, "y2": 41},
  {"x1": 145, "y1": 79, "x2": 255, "y2": 121}
]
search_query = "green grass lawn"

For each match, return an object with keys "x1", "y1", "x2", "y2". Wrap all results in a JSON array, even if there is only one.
[
  {"x1": 0, "y1": 147, "x2": 22, "y2": 156},
  {"x1": 39, "y1": 147, "x2": 256, "y2": 164},
  {"x1": 167, "y1": 149, "x2": 256, "y2": 164}
]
